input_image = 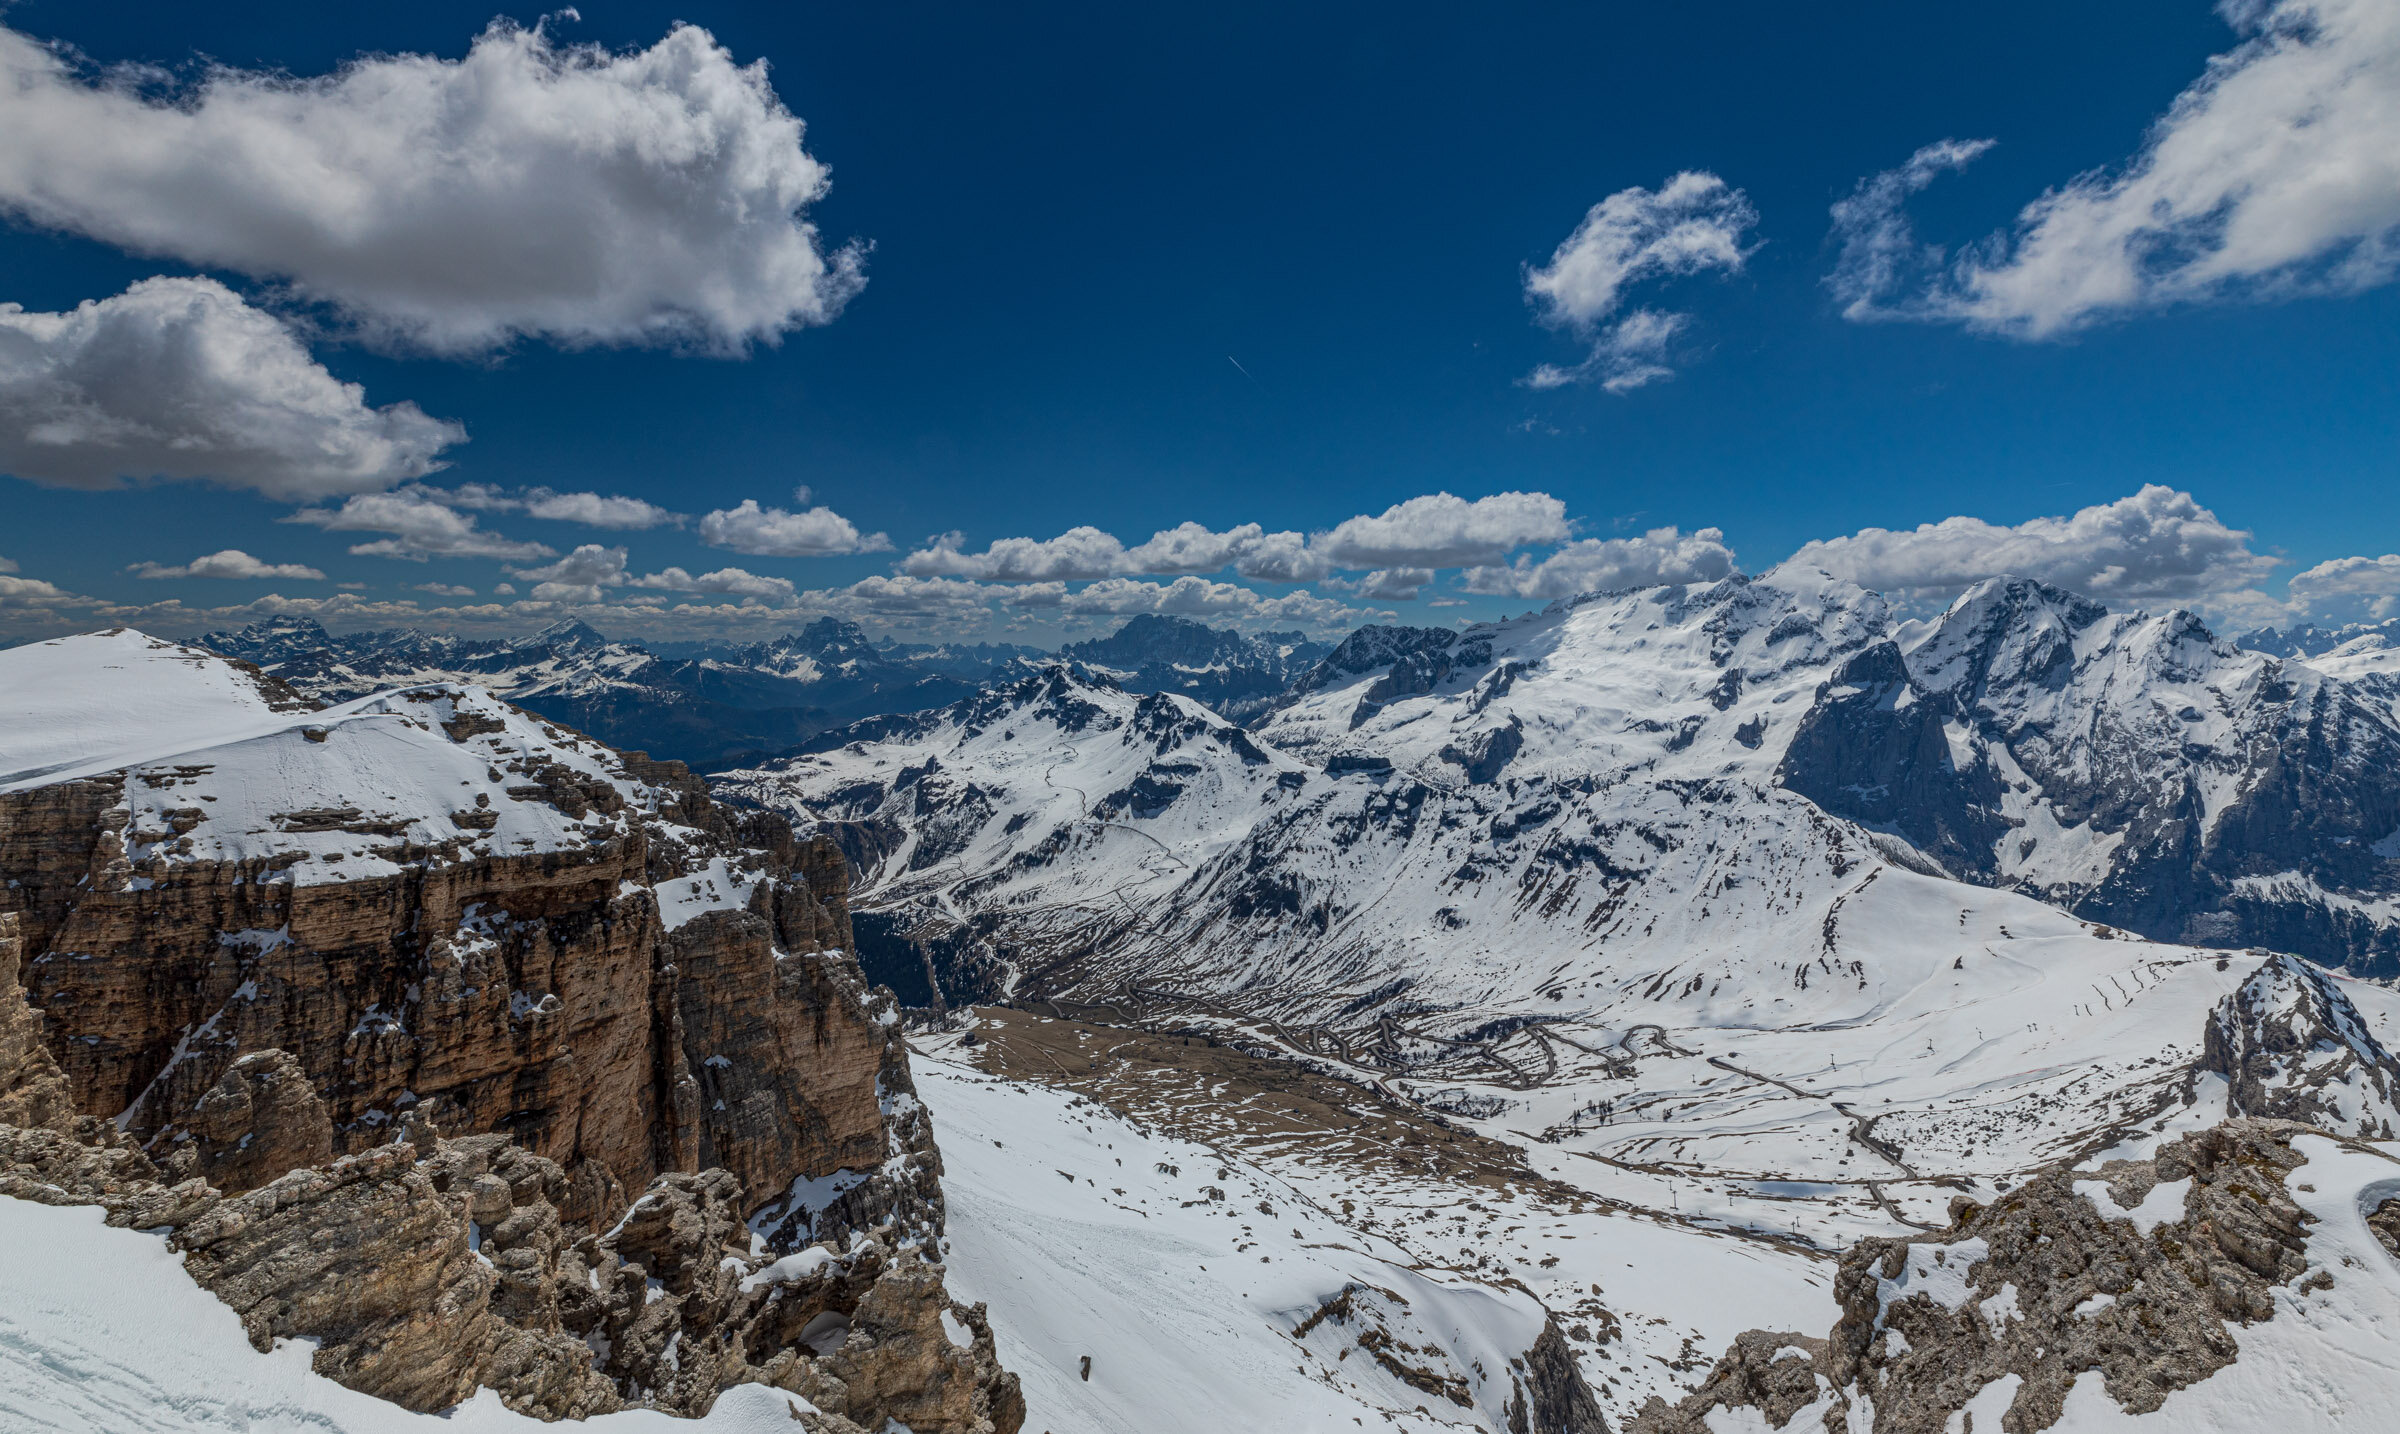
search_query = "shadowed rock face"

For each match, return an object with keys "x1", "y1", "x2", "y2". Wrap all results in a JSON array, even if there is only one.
[{"x1": 0, "y1": 913, "x2": 72, "y2": 1131}]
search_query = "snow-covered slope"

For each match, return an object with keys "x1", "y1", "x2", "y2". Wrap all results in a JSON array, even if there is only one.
[
  {"x1": 0, "y1": 628, "x2": 317, "y2": 788},
  {"x1": 920, "y1": 1053, "x2": 1589, "y2": 1434},
  {"x1": 714, "y1": 666, "x2": 1313, "y2": 955},
  {"x1": 716, "y1": 573, "x2": 2400, "y2": 1222},
  {"x1": 1, "y1": 630, "x2": 698, "y2": 884}
]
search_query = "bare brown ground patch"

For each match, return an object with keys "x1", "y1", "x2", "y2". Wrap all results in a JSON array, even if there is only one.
[{"x1": 953, "y1": 1005, "x2": 1606, "y2": 1210}]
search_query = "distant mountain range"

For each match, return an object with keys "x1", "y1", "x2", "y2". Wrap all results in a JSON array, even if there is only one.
[
  {"x1": 1054, "y1": 614, "x2": 1331, "y2": 720},
  {"x1": 194, "y1": 613, "x2": 1337, "y2": 770}
]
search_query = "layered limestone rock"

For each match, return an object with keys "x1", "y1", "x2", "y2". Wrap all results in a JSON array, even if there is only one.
[
  {"x1": 1630, "y1": 1119, "x2": 2340, "y2": 1434},
  {"x1": 0, "y1": 632, "x2": 1017, "y2": 1427},
  {"x1": 0, "y1": 642, "x2": 905, "y2": 1220}
]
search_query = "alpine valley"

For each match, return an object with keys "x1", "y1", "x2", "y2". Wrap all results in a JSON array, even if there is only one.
[{"x1": 10, "y1": 571, "x2": 2400, "y2": 1434}]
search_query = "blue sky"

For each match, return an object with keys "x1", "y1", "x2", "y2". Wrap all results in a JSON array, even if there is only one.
[{"x1": 0, "y1": 1, "x2": 2394, "y2": 643}]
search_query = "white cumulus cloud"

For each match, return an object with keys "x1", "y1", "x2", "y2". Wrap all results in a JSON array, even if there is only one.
[
  {"x1": 906, "y1": 521, "x2": 1332, "y2": 584},
  {"x1": 287, "y1": 487, "x2": 554, "y2": 561},
  {"x1": 0, "y1": 20, "x2": 862, "y2": 353},
  {"x1": 1315, "y1": 491, "x2": 1572, "y2": 569},
  {"x1": 631, "y1": 565, "x2": 797, "y2": 601},
  {"x1": 1349, "y1": 568, "x2": 1436, "y2": 601},
  {"x1": 128, "y1": 549, "x2": 327, "y2": 581},
  {"x1": 902, "y1": 493, "x2": 1570, "y2": 586},
  {"x1": 2285, "y1": 553, "x2": 2400, "y2": 624},
  {"x1": 1464, "y1": 527, "x2": 1737, "y2": 599},
  {"x1": 699, "y1": 498, "x2": 890, "y2": 557},
  {"x1": 523, "y1": 490, "x2": 680, "y2": 529},
  {"x1": 0, "y1": 276, "x2": 464, "y2": 498},
  {"x1": 509, "y1": 543, "x2": 629, "y2": 604},
  {"x1": 1780, "y1": 486, "x2": 2276, "y2": 603},
  {"x1": 1826, "y1": 139, "x2": 1998, "y2": 322},
  {"x1": 1523, "y1": 308, "x2": 1691, "y2": 394},
  {"x1": 0, "y1": 571, "x2": 92, "y2": 609},
  {"x1": 904, "y1": 525, "x2": 1132, "y2": 582},
  {"x1": 1831, "y1": 1, "x2": 2400, "y2": 336},
  {"x1": 1056, "y1": 576, "x2": 1264, "y2": 618},
  {"x1": 1523, "y1": 171, "x2": 1757, "y2": 391}
]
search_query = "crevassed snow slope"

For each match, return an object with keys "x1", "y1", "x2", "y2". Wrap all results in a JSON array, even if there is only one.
[{"x1": 0, "y1": 1197, "x2": 810, "y2": 1434}]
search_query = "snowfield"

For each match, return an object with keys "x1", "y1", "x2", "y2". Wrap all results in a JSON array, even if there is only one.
[
  {"x1": 0, "y1": 629, "x2": 723, "y2": 887},
  {"x1": 919, "y1": 1052, "x2": 1573, "y2": 1434}
]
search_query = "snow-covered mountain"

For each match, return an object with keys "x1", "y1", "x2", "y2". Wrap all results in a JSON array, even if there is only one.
[
  {"x1": 1787, "y1": 576, "x2": 2400, "y2": 974},
  {"x1": 1054, "y1": 615, "x2": 1330, "y2": 720},
  {"x1": 708, "y1": 567, "x2": 2400, "y2": 1181},
  {"x1": 16, "y1": 591, "x2": 2400, "y2": 1433},
  {"x1": 2238, "y1": 616, "x2": 2400, "y2": 659}
]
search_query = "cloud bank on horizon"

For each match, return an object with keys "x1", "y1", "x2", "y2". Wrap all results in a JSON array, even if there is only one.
[{"x1": 12, "y1": 480, "x2": 2399, "y2": 643}]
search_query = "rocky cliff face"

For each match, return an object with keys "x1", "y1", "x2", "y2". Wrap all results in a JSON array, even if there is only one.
[
  {"x1": 0, "y1": 1106, "x2": 1019, "y2": 1432},
  {"x1": 0, "y1": 630, "x2": 1017, "y2": 1428}
]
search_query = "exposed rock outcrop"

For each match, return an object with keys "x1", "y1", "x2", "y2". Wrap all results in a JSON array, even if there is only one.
[
  {"x1": 1782, "y1": 577, "x2": 2400, "y2": 974},
  {"x1": 2198, "y1": 951, "x2": 2400, "y2": 1137},
  {"x1": 163, "y1": 1046, "x2": 336, "y2": 1192},
  {"x1": 1631, "y1": 1119, "x2": 2342, "y2": 1434},
  {"x1": 0, "y1": 1114, "x2": 1020, "y2": 1431}
]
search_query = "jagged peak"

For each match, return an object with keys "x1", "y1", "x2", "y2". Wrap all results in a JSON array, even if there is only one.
[
  {"x1": 1901, "y1": 574, "x2": 2110, "y2": 696},
  {"x1": 1308, "y1": 622, "x2": 1460, "y2": 677},
  {"x1": 1060, "y1": 614, "x2": 1271, "y2": 670},
  {"x1": 524, "y1": 617, "x2": 613, "y2": 648}
]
